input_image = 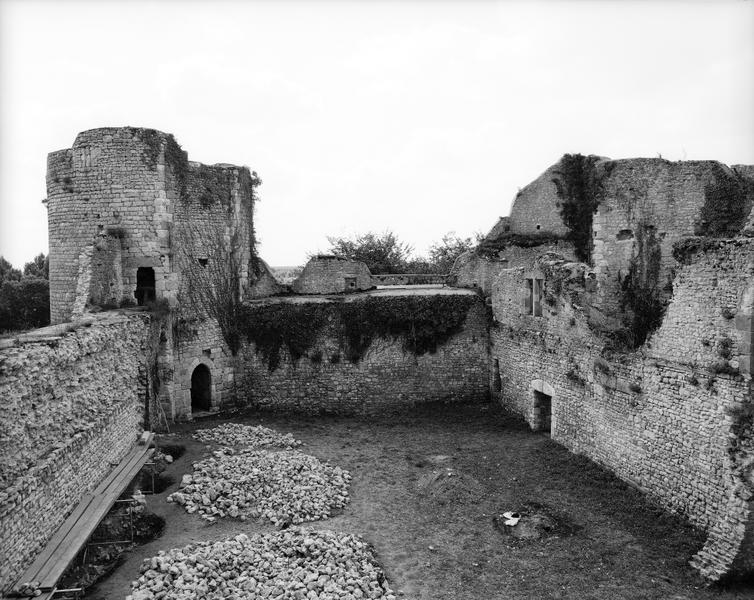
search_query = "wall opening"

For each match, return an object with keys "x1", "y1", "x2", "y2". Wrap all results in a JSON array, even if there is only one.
[
  {"x1": 525, "y1": 278, "x2": 544, "y2": 316},
  {"x1": 493, "y1": 359, "x2": 502, "y2": 393},
  {"x1": 191, "y1": 364, "x2": 212, "y2": 412},
  {"x1": 532, "y1": 390, "x2": 552, "y2": 434},
  {"x1": 135, "y1": 267, "x2": 156, "y2": 306}
]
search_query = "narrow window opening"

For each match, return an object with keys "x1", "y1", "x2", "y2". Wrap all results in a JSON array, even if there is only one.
[
  {"x1": 344, "y1": 276, "x2": 357, "y2": 290},
  {"x1": 198, "y1": 258, "x2": 208, "y2": 268},
  {"x1": 525, "y1": 278, "x2": 544, "y2": 316},
  {"x1": 135, "y1": 267, "x2": 156, "y2": 306}
]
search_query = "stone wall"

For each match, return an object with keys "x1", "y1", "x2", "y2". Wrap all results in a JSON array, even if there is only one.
[
  {"x1": 508, "y1": 162, "x2": 571, "y2": 236},
  {"x1": 234, "y1": 291, "x2": 489, "y2": 415},
  {"x1": 450, "y1": 241, "x2": 576, "y2": 296},
  {"x1": 292, "y1": 256, "x2": 372, "y2": 295},
  {"x1": 488, "y1": 241, "x2": 753, "y2": 580},
  {"x1": 0, "y1": 313, "x2": 149, "y2": 592},
  {"x1": 46, "y1": 128, "x2": 172, "y2": 323},
  {"x1": 591, "y1": 159, "x2": 750, "y2": 316}
]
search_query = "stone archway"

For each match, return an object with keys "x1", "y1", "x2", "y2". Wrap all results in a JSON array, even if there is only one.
[{"x1": 191, "y1": 364, "x2": 212, "y2": 412}]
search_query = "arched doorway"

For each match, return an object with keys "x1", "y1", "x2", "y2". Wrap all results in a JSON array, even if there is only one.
[{"x1": 191, "y1": 364, "x2": 212, "y2": 412}]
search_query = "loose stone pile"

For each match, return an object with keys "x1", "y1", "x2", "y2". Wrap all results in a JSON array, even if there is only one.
[
  {"x1": 194, "y1": 423, "x2": 302, "y2": 449},
  {"x1": 167, "y1": 449, "x2": 351, "y2": 525},
  {"x1": 127, "y1": 529, "x2": 395, "y2": 600}
]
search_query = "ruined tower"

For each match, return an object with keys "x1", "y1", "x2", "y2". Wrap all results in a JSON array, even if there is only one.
[{"x1": 44, "y1": 127, "x2": 256, "y2": 324}]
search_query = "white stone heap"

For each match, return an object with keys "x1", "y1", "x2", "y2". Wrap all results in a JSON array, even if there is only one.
[
  {"x1": 127, "y1": 529, "x2": 395, "y2": 600},
  {"x1": 167, "y1": 449, "x2": 350, "y2": 525},
  {"x1": 194, "y1": 423, "x2": 302, "y2": 449}
]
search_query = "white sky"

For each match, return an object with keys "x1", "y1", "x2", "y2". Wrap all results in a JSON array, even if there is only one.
[{"x1": 1, "y1": 0, "x2": 753, "y2": 268}]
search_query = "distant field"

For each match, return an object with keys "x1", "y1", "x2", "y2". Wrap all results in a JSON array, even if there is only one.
[{"x1": 270, "y1": 265, "x2": 302, "y2": 284}]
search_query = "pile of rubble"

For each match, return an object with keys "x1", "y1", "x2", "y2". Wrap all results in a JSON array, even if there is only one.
[
  {"x1": 167, "y1": 449, "x2": 350, "y2": 525},
  {"x1": 127, "y1": 529, "x2": 395, "y2": 600},
  {"x1": 194, "y1": 423, "x2": 302, "y2": 449}
]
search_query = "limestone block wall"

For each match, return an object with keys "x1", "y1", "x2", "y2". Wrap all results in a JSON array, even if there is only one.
[
  {"x1": 235, "y1": 294, "x2": 489, "y2": 414},
  {"x1": 46, "y1": 128, "x2": 172, "y2": 323},
  {"x1": 489, "y1": 243, "x2": 753, "y2": 580},
  {"x1": 292, "y1": 256, "x2": 373, "y2": 295},
  {"x1": 172, "y1": 316, "x2": 237, "y2": 420},
  {"x1": 450, "y1": 242, "x2": 576, "y2": 296},
  {"x1": 508, "y1": 162, "x2": 570, "y2": 236},
  {"x1": 591, "y1": 159, "x2": 750, "y2": 315},
  {"x1": 0, "y1": 313, "x2": 149, "y2": 592}
]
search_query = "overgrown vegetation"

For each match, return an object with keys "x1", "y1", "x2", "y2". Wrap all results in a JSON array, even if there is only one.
[
  {"x1": 697, "y1": 166, "x2": 749, "y2": 237},
  {"x1": 194, "y1": 164, "x2": 234, "y2": 208},
  {"x1": 0, "y1": 254, "x2": 50, "y2": 333},
  {"x1": 476, "y1": 232, "x2": 564, "y2": 258},
  {"x1": 619, "y1": 224, "x2": 667, "y2": 349},
  {"x1": 552, "y1": 154, "x2": 608, "y2": 263},
  {"x1": 671, "y1": 236, "x2": 720, "y2": 264},
  {"x1": 339, "y1": 295, "x2": 478, "y2": 362},
  {"x1": 239, "y1": 303, "x2": 330, "y2": 371},
  {"x1": 176, "y1": 170, "x2": 261, "y2": 354},
  {"x1": 325, "y1": 230, "x2": 478, "y2": 274},
  {"x1": 239, "y1": 295, "x2": 479, "y2": 371}
]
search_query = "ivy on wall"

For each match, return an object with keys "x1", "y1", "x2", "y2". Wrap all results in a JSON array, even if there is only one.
[
  {"x1": 238, "y1": 295, "x2": 479, "y2": 371},
  {"x1": 476, "y1": 232, "x2": 564, "y2": 258},
  {"x1": 339, "y1": 295, "x2": 478, "y2": 362},
  {"x1": 619, "y1": 223, "x2": 667, "y2": 349},
  {"x1": 238, "y1": 303, "x2": 330, "y2": 371},
  {"x1": 552, "y1": 154, "x2": 609, "y2": 263},
  {"x1": 697, "y1": 169, "x2": 750, "y2": 237}
]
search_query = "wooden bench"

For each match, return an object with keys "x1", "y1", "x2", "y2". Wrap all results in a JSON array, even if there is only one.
[{"x1": 11, "y1": 432, "x2": 155, "y2": 599}]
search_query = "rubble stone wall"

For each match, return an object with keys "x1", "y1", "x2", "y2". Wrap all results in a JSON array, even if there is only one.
[
  {"x1": 292, "y1": 257, "x2": 372, "y2": 295},
  {"x1": 490, "y1": 241, "x2": 753, "y2": 580},
  {"x1": 236, "y1": 295, "x2": 490, "y2": 414},
  {"x1": 0, "y1": 313, "x2": 148, "y2": 592}
]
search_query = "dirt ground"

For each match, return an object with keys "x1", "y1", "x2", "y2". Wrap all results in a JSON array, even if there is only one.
[{"x1": 87, "y1": 402, "x2": 753, "y2": 600}]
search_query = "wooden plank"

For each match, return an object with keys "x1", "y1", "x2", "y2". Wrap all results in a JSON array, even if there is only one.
[
  {"x1": 15, "y1": 495, "x2": 96, "y2": 586},
  {"x1": 93, "y1": 432, "x2": 152, "y2": 494},
  {"x1": 15, "y1": 436, "x2": 155, "y2": 594},
  {"x1": 93, "y1": 448, "x2": 142, "y2": 495},
  {"x1": 37, "y1": 495, "x2": 111, "y2": 590}
]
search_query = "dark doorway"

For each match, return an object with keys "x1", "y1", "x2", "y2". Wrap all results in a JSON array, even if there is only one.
[
  {"x1": 191, "y1": 364, "x2": 212, "y2": 412},
  {"x1": 532, "y1": 390, "x2": 552, "y2": 434},
  {"x1": 135, "y1": 267, "x2": 156, "y2": 306},
  {"x1": 493, "y1": 359, "x2": 502, "y2": 393}
]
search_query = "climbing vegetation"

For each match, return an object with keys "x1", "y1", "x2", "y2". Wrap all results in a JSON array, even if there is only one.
[{"x1": 238, "y1": 295, "x2": 479, "y2": 371}]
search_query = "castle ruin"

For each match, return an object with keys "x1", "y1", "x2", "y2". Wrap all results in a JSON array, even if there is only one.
[{"x1": 0, "y1": 129, "x2": 752, "y2": 591}]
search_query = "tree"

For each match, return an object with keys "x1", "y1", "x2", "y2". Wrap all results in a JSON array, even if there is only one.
[
  {"x1": 425, "y1": 233, "x2": 478, "y2": 274},
  {"x1": 0, "y1": 277, "x2": 50, "y2": 332},
  {"x1": 0, "y1": 256, "x2": 21, "y2": 285},
  {"x1": 325, "y1": 231, "x2": 413, "y2": 274},
  {"x1": 23, "y1": 253, "x2": 49, "y2": 279}
]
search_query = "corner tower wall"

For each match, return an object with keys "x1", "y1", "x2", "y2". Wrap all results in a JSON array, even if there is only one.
[{"x1": 46, "y1": 128, "x2": 177, "y2": 323}]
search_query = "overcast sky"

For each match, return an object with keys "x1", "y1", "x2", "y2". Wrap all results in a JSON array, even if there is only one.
[{"x1": 1, "y1": 0, "x2": 752, "y2": 268}]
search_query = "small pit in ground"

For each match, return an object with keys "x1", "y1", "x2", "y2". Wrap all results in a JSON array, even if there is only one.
[
  {"x1": 492, "y1": 501, "x2": 579, "y2": 541},
  {"x1": 416, "y1": 468, "x2": 485, "y2": 506}
]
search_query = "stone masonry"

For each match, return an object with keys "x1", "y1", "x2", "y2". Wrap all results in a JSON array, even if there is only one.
[
  {"x1": 0, "y1": 313, "x2": 149, "y2": 592},
  {"x1": 452, "y1": 154, "x2": 754, "y2": 580}
]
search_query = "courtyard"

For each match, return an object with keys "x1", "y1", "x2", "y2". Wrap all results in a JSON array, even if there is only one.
[{"x1": 86, "y1": 402, "x2": 752, "y2": 600}]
